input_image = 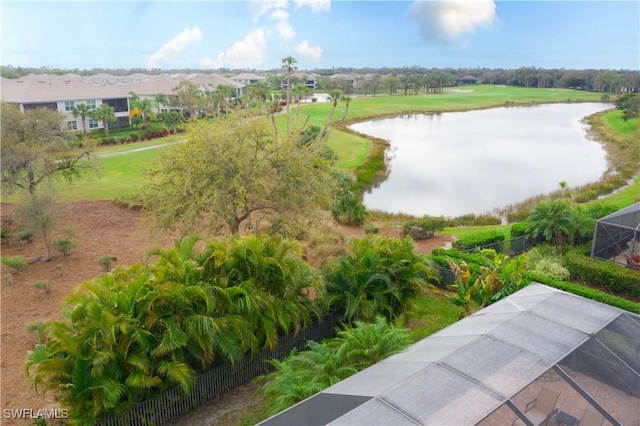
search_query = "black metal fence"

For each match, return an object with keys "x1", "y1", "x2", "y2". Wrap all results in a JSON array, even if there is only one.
[
  {"x1": 96, "y1": 310, "x2": 343, "y2": 426},
  {"x1": 460, "y1": 235, "x2": 531, "y2": 256}
]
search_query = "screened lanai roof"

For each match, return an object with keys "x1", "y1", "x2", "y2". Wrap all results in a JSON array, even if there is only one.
[
  {"x1": 598, "y1": 202, "x2": 640, "y2": 229},
  {"x1": 259, "y1": 283, "x2": 640, "y2": 426},
  {"x1": 591, "y1": 202, "x2": 640, "y2": 264}
]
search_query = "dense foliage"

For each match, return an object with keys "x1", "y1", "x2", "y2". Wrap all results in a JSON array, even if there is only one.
[
  {"x1": 564, "y1": 251, "x2": 640, "y2": 299},
  {"x1": 324, "y1": 236, "x2": 439, "y2": 322},
  {"x1": 142, "y1": 116, "x2": 337, "y2": 235},
  {"x1": 1, "y1": 103, "x2": 97, "y2": 195},
  {"x1": 260, "y1": 317, "x2": 413, "y2": 416},
  {"x1": 452, "y1": 231, "x2": 505, "y2": 252},
  {"x1": 400, "y1": 216, "x2": 447, "y2": 240},
  {"x1": 25, "y1": 235, "x2": 322, "y2": 424}
]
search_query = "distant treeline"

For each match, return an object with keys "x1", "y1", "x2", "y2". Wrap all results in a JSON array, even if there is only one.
[{"x1": 2, "y1": 65, "x2": 638, "y2": 93}]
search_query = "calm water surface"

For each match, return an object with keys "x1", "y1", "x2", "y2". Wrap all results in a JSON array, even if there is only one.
[{"x1": 350, "y1": 103, "x2": 612, "y2": 217}]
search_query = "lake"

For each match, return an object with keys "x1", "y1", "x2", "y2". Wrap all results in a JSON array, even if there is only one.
[{"x1": 349, "y1": 102, "x2": 613, "y2": 217}]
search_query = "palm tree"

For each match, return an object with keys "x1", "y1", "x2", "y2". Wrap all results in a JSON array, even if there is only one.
[
  {"x1": 153, "y1": 93, "x2": 168, "y2": 116},
  {"x1": 324, "y1": 236, "x2": 438, "y2": 322},
  {"x1": 163, "y1": 110, "x2": 183, "y2": 133},
  {"x1": 90, "y1": 104, "x2": 116, "y2": 137},
  {"x1": 138, "y1": 98, "x2": 154, "y2": 123},
  {"x1": 281, "y1": 56, "x2": 297, "y2": 135},
  {"x1": 71, "y1": 103, "x2": 91, "y2": 135},
  {"x1": 526, "y1": 200, "x2": 575, "y2": 246}
]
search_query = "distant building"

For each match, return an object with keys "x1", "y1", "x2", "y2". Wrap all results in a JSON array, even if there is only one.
[
  {"x1": 0, "y1": 73, "x2": 245, "y2": 133},
  {"x1": 459, "y1": 75, "x2": 479, "y2": 85},
  {"x1": 231, "y1": 73, "x2": 267, "y2": 85}
]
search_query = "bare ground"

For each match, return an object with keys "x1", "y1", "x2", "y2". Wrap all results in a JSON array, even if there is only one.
[{"x1": 0, "y1": 201, "x2": 454, "y2": 425}]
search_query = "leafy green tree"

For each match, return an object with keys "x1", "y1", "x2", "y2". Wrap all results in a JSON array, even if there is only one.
[
  {"x1": 615, "y1": 92, "x2": 640, "y2": 121},
  {"x1": 71, "y1": 103, "x2": 91, "y2": 135},
  {"x1": 526, "y1": 200, "x2": 575, "y2": 246},
  {"x1": 325, "y1": 236, "x2": 438, "y2": 322},
  {"x1": 15, "y1": 188, "x2": 59, "y2": 260},
  {"x1": 169, "y1": 80, "x2": 200, "y2": 117},
  {"x1": 1, "y1": 103, "x2": 96, "y2": 196},
  {"x1": 90, "y1": 103, "x2": 116, "y2": 138},
  {"x1": 142, "y1": 115, "x2": 337, "y2": 235}
]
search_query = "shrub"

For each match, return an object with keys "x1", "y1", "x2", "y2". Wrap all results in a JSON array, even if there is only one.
[
  {"x1": 16, "y1": 229, "x2": 34, "y2": 242},
  {"x1": 52, "y1": 239, "x2": 76, "y2": 256},
  {"x1": 564, "y1": 251, "x2": 640, "y2": 298},
  {"x1": 97, "y1": 255, "x2": 117, "y2": 272},
  {"x1": 332, "y1": 189, "x2": 367, "y2": 226},
  {"x1": 531, "y1": 257, "x2": 571, "y2": 281},
  {"x1": 400, "y1": 216, "x2": 447, "y2": 240},
  {"x1": 1, "y1": 256, "x2": 26, "y2": 273},
  {"x1": 526, "y1": 272, "x2": 640, "y2": 314},
  {"x1": 510, "y1": 221, "x2": 530, "y2": 238},
  {"x1": 452, "y1": 231, "x2": 505, "y2": 252},
  {"x1": 364, "y1": 225, "x2": 379, "y2": 235},
  {"x1": 31, "y1": 280, "x2": 50, "y2": 294},
  {"x1": 260, "y1": 317, "x2": 412, "y2": 416},
  {"x1": 4, "y1": 273, "x2": 13, "y2": 286},
  {"x1": 311, "y1": 97, "x2": 318, "y2": 102},
  {"x1": 325, "y1": 236, "x2": 439, "y2": 322}
]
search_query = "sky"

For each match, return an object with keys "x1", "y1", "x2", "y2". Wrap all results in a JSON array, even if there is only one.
[{"x1": 1, "y1": 0, "x2": 638, "y2": 71}]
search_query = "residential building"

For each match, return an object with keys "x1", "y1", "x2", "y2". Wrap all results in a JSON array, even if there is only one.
[{"x1": 0, "y1": 72, "x2": 245, "y2": 132}]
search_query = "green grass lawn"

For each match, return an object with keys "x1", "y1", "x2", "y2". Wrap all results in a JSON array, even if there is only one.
[{"x1": 602, "y1": 109, "x2": 640, "y2": 135}]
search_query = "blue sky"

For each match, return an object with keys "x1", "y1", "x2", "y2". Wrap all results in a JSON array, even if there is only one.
[{"x1": 1, "y1": 1, "x2": 638, "y2": 71}]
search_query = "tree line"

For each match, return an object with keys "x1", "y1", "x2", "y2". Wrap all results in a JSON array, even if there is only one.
[{"x1": 3, "y1": 65, "x2": 638, "y2": 94}]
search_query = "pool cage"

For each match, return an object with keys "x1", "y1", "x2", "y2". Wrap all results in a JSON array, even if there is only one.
[{"x1": 590, "y1": 202, "x2": 640, "y2": 266}]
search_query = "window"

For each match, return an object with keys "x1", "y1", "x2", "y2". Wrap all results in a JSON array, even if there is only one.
[
  {"x1": 89, "y1": 119, "x2": 99, "y2": 129},
  {"x1": 102, "y1": 98, "x2": 128, "y2": 113},
  {"x1": 67, "y1": 121, "x2": 78, "y2": 131},
  {"x1": 64, "y1": 101, "x2": 75, "y2": 111},
  {"x1": 86, "y1": 99, "x2": 96, "y2": 110}
]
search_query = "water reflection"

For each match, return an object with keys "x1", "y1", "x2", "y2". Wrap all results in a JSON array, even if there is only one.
[{"x1": 350, "y1": 103, "x2": 612, "y2": 217}]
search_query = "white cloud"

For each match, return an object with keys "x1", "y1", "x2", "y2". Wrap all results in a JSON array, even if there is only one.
[
  {"x1": 277, "y1": 21, "x2": 296, "y2": 41},
  {"x1": 250, "y1": 0, "x2": 288, "y2": 22},
  {"x1": 295, "y1": 40, "x2": 322, "y2": 62},
  {"x1": 147, "y1": 27, "x2": 203, "y2": 69},
  {"x1": 294, "y1": 0, "x2": 330, "y2": 13},
  {"x1": 270, "y1": 9, "x2": 289, "y2": 21},
  {"x1": 409, "y1": 0, "x2": 496, "y2": 43},
  {"x1": 202, "y1": 29, "x2": 267, "y2": 69}
]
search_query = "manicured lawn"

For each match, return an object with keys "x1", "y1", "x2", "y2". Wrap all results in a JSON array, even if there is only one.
[
  {"x1": 587, "y1": 176, "x2": 640, "y2": 209},
  {"x1": 404, "y1": 293, "x2": 463, "y2": 340},
  {"x1": 443, "y1": 224, "x2": 512, "y2": 240},
  {"x1": 602, "y1": 109, "x2": 640, "y2": 135}
]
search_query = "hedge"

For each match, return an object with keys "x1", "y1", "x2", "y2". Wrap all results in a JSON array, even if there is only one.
[
  {"x1": 564, "y1": 252, "x2": 640, "y2": 299},
  {"x1": 452, "y1": 231, "x2": 505, "y2": 252},
  {"x1": 526, "y1": 272, "x2": 640, "y2": 314}
]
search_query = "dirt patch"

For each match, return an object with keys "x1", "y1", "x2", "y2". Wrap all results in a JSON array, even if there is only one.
[{"x1": 0, "y1": 201, "x2": 454, "y2": 425}]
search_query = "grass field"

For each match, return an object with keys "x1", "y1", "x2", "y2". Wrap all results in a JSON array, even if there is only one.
[{"x1": 601, "y1": 109, "x2": 640, "y2": 135}]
